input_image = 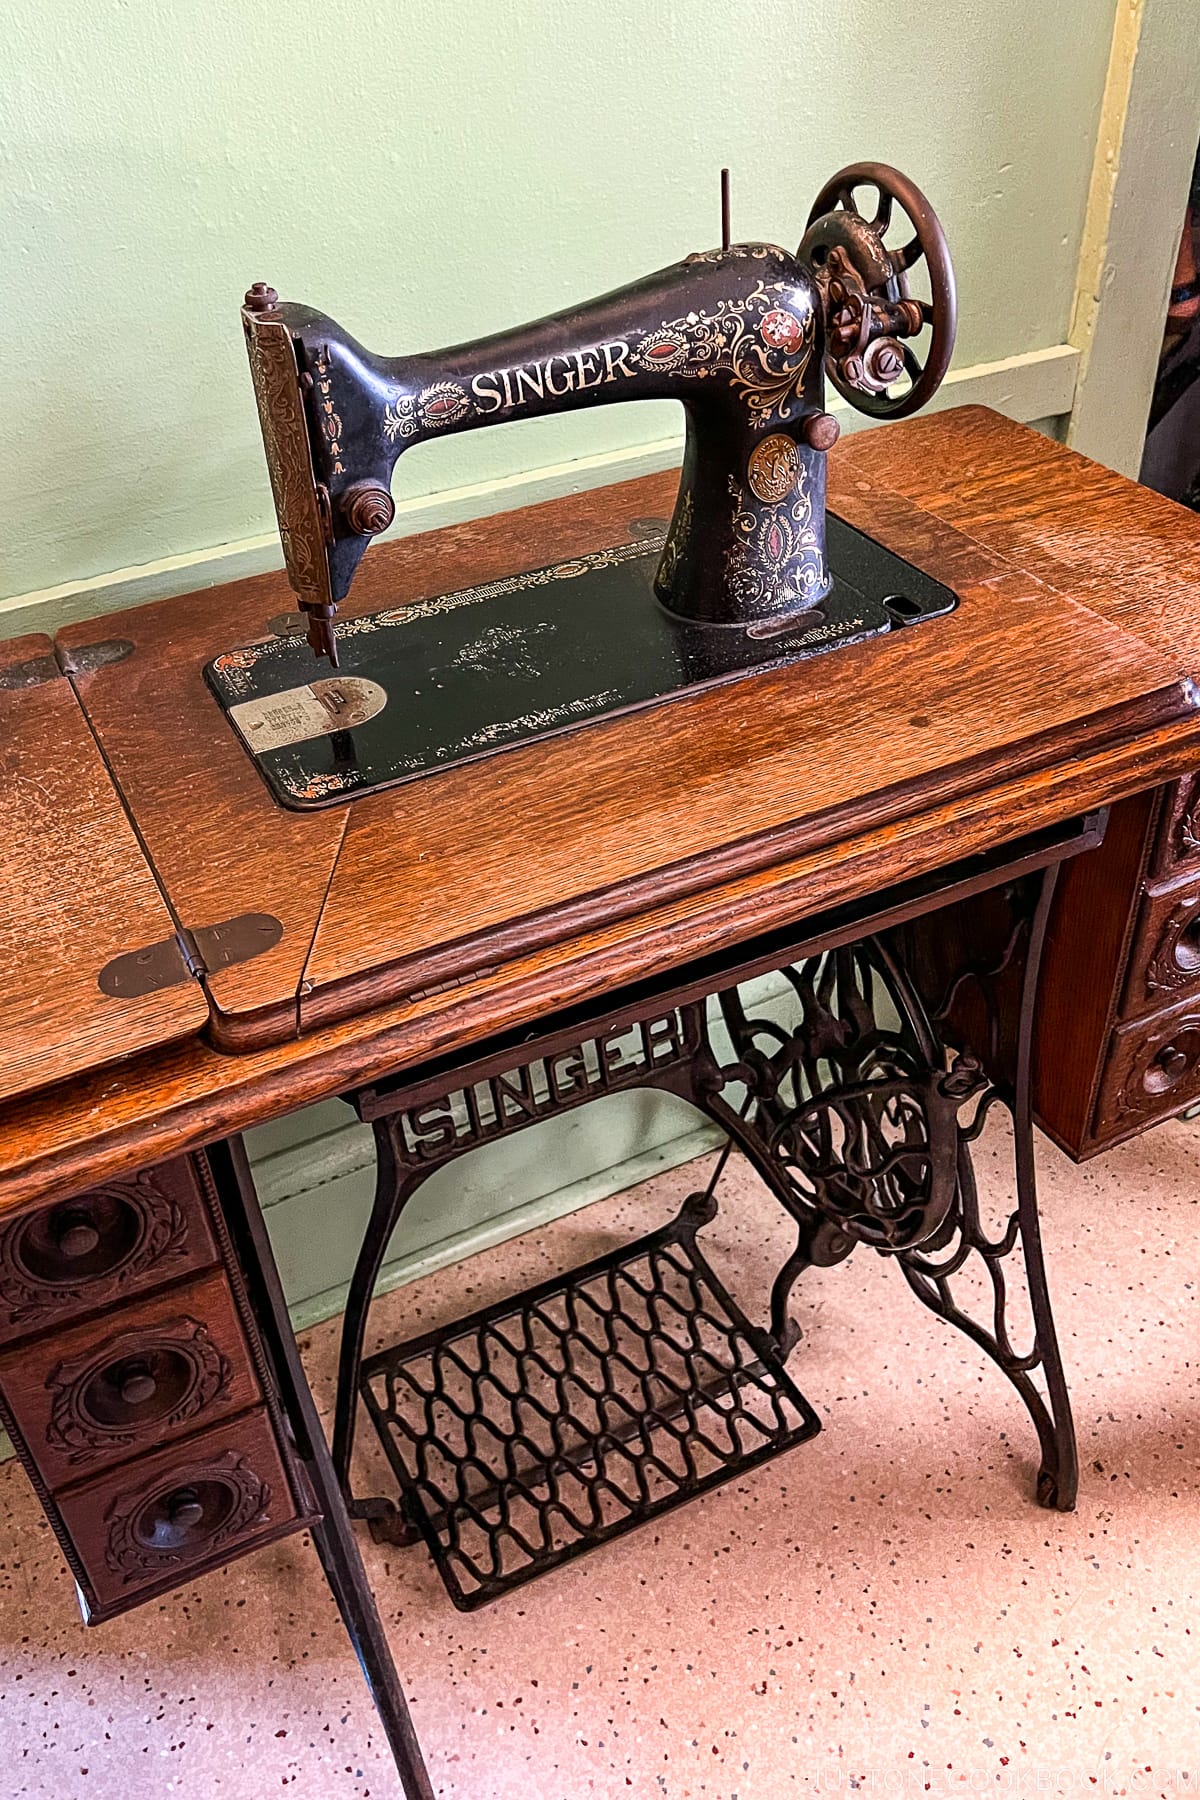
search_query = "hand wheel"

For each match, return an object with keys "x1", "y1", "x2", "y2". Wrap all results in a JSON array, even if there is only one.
[{"x1": 799, "y1": 162, "x2": 957, "y2": 419}]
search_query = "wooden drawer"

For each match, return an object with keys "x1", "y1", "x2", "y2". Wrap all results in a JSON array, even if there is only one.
[
  {"x1": 1092, "y1": 993, "x2": 1200, "y2": 1142},
  {"x1": 0, "y1": 1269, "x2": 261, "y2": 1489},
  {"x1": 0, "y1": 1159, "x2": 218, "y2": 1346},
  {"x1": 1151, "y1": 772, "x2": 1200, "y2": 878},
  {"x1": 55, "y1": 1407, "x2": 303, "y2": 1620},
  {"x1": 1120, "y1": 874, "x2": 1200, "y2": 1018}
]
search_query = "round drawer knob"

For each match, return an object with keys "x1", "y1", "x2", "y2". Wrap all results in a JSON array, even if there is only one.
[
  {"x1": 166, "y1": 1487, "x2": 205, "y2": 1530},
  {"x1": 54, "y1": 1214, "x2": 100, "y2": 1260},
  {"x1": 1159, "y1": 1044, "x2": 1189, "y2": 1078},
  {"x1": 116, "y1": 1360, "x2": 158, "y2": 1407}
]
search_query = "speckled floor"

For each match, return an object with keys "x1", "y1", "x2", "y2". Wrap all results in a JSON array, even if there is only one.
[{"x1": 0, "y1": 1112, "x2": 1197, "y2": 1799}]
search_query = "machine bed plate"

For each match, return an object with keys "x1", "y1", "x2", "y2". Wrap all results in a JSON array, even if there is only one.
[{"x1": 205, "y1": 513, "x2": 956, "y2": 810}]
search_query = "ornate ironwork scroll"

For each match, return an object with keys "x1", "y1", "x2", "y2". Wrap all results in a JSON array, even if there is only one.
[{"x1": 336, "y1": 867, "x2": 1078, "y2": 1576}]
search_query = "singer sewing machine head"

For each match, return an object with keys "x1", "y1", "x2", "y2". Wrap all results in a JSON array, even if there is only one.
[
  {"x1": 240, "y1": 163, "x2": 955, "y2": 666},
  {"x1": 213, "y1": 163, "x2": 958, "y2": 808}
]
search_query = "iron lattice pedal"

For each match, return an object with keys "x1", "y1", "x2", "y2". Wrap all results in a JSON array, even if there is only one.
[{"x1": 359, "y1": 1193, "x2": 821, "y2": 1610}]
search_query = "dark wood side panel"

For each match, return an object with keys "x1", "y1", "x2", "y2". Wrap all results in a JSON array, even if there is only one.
[{"x1": 1033, "y1": 789, "x2": 1157, "y2": 1155}]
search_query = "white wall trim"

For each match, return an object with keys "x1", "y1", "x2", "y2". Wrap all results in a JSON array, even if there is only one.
[
  {"x1": 1, "y1": 344, "x2": 1078, "y2": 628},
  {"x1": 1066, "y1": 0, "x2": 1200, "y2": 475}
]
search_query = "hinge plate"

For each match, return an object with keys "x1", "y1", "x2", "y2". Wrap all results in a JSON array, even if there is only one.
[{"x1": 98, "y1": 913, "x2": 283, "y2": 998}]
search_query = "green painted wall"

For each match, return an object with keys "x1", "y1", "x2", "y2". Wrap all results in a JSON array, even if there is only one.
[{"x1": 3, "y1": 0, "x2": 1115, "y2": 604}]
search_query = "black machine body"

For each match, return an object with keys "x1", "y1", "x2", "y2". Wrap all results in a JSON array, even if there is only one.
[{"x1": 240, "y1": 163, "x2": 956, "y2": 666}]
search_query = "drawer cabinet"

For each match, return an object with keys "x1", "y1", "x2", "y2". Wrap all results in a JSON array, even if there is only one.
[
  {"x1": 0, "y1": 1150, "x2": 313, "y2": 1623},
  {"x1": 0, "y1": 1159, "x2": 218, "y2": 1346},
  {"x1": 1034, "y1": 778, "x2": 1200, "y2": 1155},
  {"x1": 1093, "y1": 996, "x2": 1200, "y2": 1140},
  {"x1": 55, "y1": 1408, "x2": 299, "y2": 1618},
  {"x1": 0, "y1": 1269, "x2": 261, "y2": 1487},
  {"x1": 900, "y1": 777, "x2": 1200, "y2": 1159},
  {"x1": 1032, "y1": 781, "x2": 1200, "y2": 1155}
]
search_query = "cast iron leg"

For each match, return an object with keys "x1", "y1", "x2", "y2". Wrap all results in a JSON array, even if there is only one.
[
  {"x1": 701, "y1": 910, "x2": 1078, "y2": 1511},
  {"x1": 332, "y1": 1122, "x2": 432, "y2": 1527},
  {"x1": 895, "y1": 866, "x2": 1078, "y2": 1509},
  {"x1": 208, "y1": 1137, "x2": 436, "y2": 1800}
]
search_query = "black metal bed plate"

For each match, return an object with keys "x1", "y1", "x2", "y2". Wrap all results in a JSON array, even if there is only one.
[
  {"x1": 359, "y1": 1193, "x2": 821, "y2": 1611},
  {"x1": 206, "y1": 514, "x2": 956, "y2": 810}
]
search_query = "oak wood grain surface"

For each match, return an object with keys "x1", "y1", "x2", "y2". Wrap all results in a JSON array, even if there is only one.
[
  {"x1": 55, "y1": 482, "x2": 675, "y2": 1042},
  {"x1": 0, "y1": 635, "x2": 207, "y2": 1104},
  {"x1": 4, "y1": 408, "x2": 1200, "y2": 1213},
  {"x1": 0, "y1": 699, "x2": 1197, "y2": 1218},
  {"x1": 1033, "y1": 789, "x2": 1159, "y2": 1155},
  {"x1": 53, "y1": 423, "x2": 1200, "y2": 1053},
  {"x1": 838, "y1": 406, "x2": 1200, "y2": 671}
]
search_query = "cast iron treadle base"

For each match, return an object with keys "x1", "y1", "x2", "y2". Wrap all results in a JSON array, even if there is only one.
[{"x1": 359, "y1": 1191, "x2": 821, "y2": 1611}]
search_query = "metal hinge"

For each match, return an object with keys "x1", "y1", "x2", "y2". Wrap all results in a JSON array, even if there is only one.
[
  {"x1": 98, "y1": 913, "x2": 283, "y2": 998},
  {"x1": 0, "y1": 639, "x2": 135, "y2": 690}
]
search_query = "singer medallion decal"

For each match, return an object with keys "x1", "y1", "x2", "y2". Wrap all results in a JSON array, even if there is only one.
[{"x1": 747, "y1": 434, "x2": 800, "y2": 503}]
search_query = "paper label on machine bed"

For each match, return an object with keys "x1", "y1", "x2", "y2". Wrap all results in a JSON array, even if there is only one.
[{"x1": 204, "y1": 516, "x2": 955, "y2": 810}]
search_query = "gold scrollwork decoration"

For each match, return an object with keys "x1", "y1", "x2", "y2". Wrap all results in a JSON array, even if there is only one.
[
  {"x1": 724, "y1": 464, "x2": 826, "y2": 607},
  {"x1": 633, "y1": 278, "x2": 814, "y2": 426},
  {"x1": 242, "y1": 315, "x2": 333, "y2": 611}
]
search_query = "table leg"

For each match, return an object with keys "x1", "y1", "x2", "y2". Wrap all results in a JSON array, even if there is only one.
[
  {"x1": 333, "y1": 1137, "x2": 431, "y2": 1536},
  {"x1": 702, "y1": 893, "x2": 1078, "y2": 1511},
  {"x1": 894, "y1": 864, "x2": 1078, "y2": 1509},
  {"x1": 206, "y1": 1138, "x2": 436, "y2": 1800}
]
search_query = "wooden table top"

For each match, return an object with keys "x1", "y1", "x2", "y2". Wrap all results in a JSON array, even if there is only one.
[
  {"x1": 0, "y1": 633, "x2": 208, "y2": 1104},
  {"x1": 3, "y1": 405, "x2": 1200, "y2": 1213}
]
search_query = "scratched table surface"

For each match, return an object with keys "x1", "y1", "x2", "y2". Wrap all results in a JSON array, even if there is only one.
[
  {"x1": 0, "y1": 632, "x2": 208, "y2": 1105},
  {"x1": 3, "y1": 406, "x2": 1200, "y2": 1214}
]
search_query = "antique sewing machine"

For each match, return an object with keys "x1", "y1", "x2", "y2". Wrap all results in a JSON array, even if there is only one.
[
  {"x1": 207, "y1": 162, "x2": 1081, "y2": 1613},
  {"x1": 213, "y1": 164, "x2": 958, "y2": 806},
  {"x1": 7, "y1": 154, "x2": 1200, "y2": 1800}
]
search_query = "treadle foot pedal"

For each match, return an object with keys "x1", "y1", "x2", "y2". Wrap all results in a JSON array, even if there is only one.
[{"x1": 359, "y1": 1191, "x2": 821, "y2": 1610}]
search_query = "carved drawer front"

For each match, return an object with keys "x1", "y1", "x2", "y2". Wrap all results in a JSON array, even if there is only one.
[
  {"x1": 55, "y1": 1407, "x2": 301, "y2": 1619},
  {"x1": 1121, "y1": 875, "x2": 1200, "y2": 1018},
  {"x1": 0, "y1": 1159, "x2": 218, "y2": 1347},
  {"x1": 1151, "y1": 773, "x2": 1200, "y2": 878},
  {"x1": 0, "y1": 1269, "x2": 261, "y2": 1489},
  {"x1": 1092, "y1": 994, "x2": 1200, "y2": 1143}
]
